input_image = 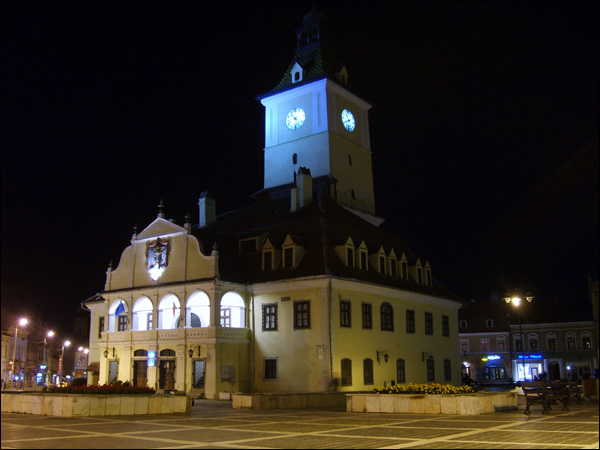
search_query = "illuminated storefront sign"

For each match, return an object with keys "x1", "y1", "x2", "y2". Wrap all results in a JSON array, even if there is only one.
[
  {"x1": 487, "y1": 355, "x2": 501, "y2": 361},
  {"x1": 518, "y1": 354, "x2": 542, "y2": 359},
  {"x1": 148, "y1": 351, "x2": 156, "y2": 367}
]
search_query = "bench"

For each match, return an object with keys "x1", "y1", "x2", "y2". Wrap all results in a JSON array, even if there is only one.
[
  {"x1": 521, "y1": 381, "x2": 570, "y2": 414},
  {"x1": 567, "y1": 381, "x2": 582, "y2": 403}
]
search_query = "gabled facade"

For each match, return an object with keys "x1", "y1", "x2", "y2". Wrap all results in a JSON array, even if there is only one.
[{"x1": 83, "y1": 5, "x2": 463, "y2": 398}]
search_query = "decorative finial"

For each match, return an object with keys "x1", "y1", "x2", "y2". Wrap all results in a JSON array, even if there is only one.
[
  {"x1": 158, "y1": 199, "x2": 165, "y2": 218},
  {"x1": 132, "y1": 224, "x2": 138, "y2": 239}
]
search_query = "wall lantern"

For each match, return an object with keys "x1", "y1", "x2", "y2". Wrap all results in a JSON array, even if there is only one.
[
  {"x1": 376, "y1": 350, "x2": 389, "y2": 364},
  {"x1": 188, "y1": 345, "x2": 200, "y2": 358},
  {"x1": 103, "y1": 347, "x2": 115, "y2": 358}
]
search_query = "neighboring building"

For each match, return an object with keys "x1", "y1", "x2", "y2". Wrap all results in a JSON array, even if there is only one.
[
  {"x1": 82, "y1": 5, "x2": 463, "y2": 398},
  {"x1": 459, "y1": 298, "x2": 597, "y2": 383},
  {"x1": 1, "y1": 327, "x2": 29, "y2": 389}
]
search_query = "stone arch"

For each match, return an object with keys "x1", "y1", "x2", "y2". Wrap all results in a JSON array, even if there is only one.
[
  {"x1": 158, "y1": 294, "x2": 181, "y2": 330},
  {"x1": 186, "y1": 291, "x2": 210, "y2": 328},
  {"x1": 219, "y1": 291, "x2": 245, "y2": 328},
  {"x1": 132, "y1": 297, "x2": 154, "y2": 331}
]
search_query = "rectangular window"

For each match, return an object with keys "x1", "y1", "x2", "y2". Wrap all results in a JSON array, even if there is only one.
[
  {"x1": 262, "y1": 304, "x2": 277, "y2": 331},
  {"x1": 486, "y1": 319, "x2": 494, "y2": 328},
  {"x1": 294, "y1": 301, "x2": 310, "y2": 329},
  {"x1": 417, "y1": 267, "x2": 423, "y2": 284},
  {"x1": 284, "y1": 247, "x2": 293, "y2": 268},
  {"x1": 390, "y1": 260, "x2": 397, "y2": 277},
  {"x1": 379, "y1": 255, "x2": 386, "y2": 274},
  {"x1": 396, "y1": 359, "x2": 406, "y2": 383},
  {"x1": 263, "y1": 251, "x2": 273, "y2": 270},
  {"x1": 442, "y1": 315, "x2": 449, "y2": 336},
  {"x1": 362, "y1": 303, "x2": 372, "y2": 329},
  {"x1": 98, "y1": 317, "x2": 105, "y2": 339},
  {"x1": 118, "y1": 315, "x2": 127, "y2": 332},
  {"x1": 582, "y1": 336, "x2": 592, "y2": 350},
  {"x1": 459, "y1": 320, "x2": 467, "y2": 329},
  {"x1": 147, "y1": 313, "x2": 153, "y2": 331},
  {"x1": 341, "y1": 359, "x2": 352, "y2": 386},
  {"x1": 444, "y1": 359, "x2": 451, "y2": 381},
  {"x1": 363, "y1": 359, "x2": 374, "y2": 385},
  {"x1": 360, "y1": 251, "x2": 367, "y2": 270},
  {"x1": 406, "y1": 310, "x2": 415, "y2": 333},
  {"x1": 264, "y1": 358, "x2": 277, "y2": 380},
  {"x1": 497, "y1": 338, "x2": 506, "y2": 351},
  {"x1": 515, "y1": 338, "x2": 523, "y2": 352},
  {"x1": 426, "y1": 358, "x2": 435, "y2": 382},
  {"x1": 401, "y1": 261, "x2": 408, "y2": 279},
  {"x1": 425, "y1": 312, "x2": 433, "y2": 335},
  {"x1": 220, "y1": 308, "x2": 231, "y2": 327},
  {"x1": 347, "y1": 248, "x2": 354, "y2": 267},
  {"x1": 547, "y1": 337, "x2": 557, "y2": 351},
  {"x1": 480, "y1": 339, "x2": 489, "y2": 352},
  {"x1": 460, "y1": 340, "x2": 469, "y2": 353},
  {"x1": 340, "y1": 301, "x2": 351, "y2": 328},
  {"x1": 567, "y1": 336, "x2": 576, "y2": 350},
  {"x1": 529, "y1": 338, "x2": 538, "y2": 351}
]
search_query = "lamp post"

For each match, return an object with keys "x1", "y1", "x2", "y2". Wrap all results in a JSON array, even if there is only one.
[
  {"x1": 42, "y1": 331, "x2": 55, "y2": 386},
  {"x1": 59, "y1": 340, "x2": 71, "y2": 386},
  {"x1": 504, "y1": 293, "x2": 533, "y2": 381},
  {"x1": 10, "y1": 318, "x2": 28, "y2": 390}
]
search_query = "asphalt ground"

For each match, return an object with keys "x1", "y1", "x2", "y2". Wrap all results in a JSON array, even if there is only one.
[{"x1": 1, "y1": 398, "x2": 598, "y2": 449}]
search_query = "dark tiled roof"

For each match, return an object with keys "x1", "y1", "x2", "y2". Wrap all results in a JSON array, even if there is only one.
[{"x1": 193, "y1": 193, "x2": 460, "y2": 301}]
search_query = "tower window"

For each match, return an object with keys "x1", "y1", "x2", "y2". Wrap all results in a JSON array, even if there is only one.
[
  {"x1": 293, "y1": 153, "x2": 298, "y2": 164},
  {"x1": 348, "y1": 154, "x2": 352, "y2": 166}
]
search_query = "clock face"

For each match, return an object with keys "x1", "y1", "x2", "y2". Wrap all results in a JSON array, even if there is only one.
[
  {"x1": 286, "y1": 108, "x2": 306, "y2": 130},
  {"x1": 341, "y1": 109, "x2": 356, "y2": 132}
]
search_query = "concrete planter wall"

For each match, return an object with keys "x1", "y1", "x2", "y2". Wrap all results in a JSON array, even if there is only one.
[
  {"x1": 233, "y1": 392, "x2": 346, "y2": 409},
  {"x1": 346, "y1": 392, "x2": 517, "y2": 415},
  {"x1": 1, "y1": 393, "x2": 189, "y2": 417}
]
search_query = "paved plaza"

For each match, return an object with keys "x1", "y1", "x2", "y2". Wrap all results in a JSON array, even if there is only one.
[{"x1": 1, "y1": 398, "x2": 598, "y2": 449}]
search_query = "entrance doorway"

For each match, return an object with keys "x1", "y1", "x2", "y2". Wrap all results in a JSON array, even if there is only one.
[
  {"x1": 133, "y1": 360, "x2": 148, "y2": 387},
  {"x1": 193, "y1": 360, "x2": 206, "y2": 388},
  {"x1": 159, "y1": 360, "x2": 176, "y2": 390}
]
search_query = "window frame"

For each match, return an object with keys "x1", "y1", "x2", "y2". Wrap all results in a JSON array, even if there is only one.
[
  {"x1": 293, "y1": 300, "x2": 311, "y2": 330},
  {"x1": 341, "y1": 358, "x2": 352, "y2": 386},
  {"x1": 264, "y1": 357, "x2": 278, "y2": 380},
  {"x1": 380, "y1": 302, "x2": 394, "y2": 331},
  {"x1": 396, "y1": 358, "x2": 406, "y2": 383},
  {"x1": 262, "y1": 303, "x2": 278, "y2": 331},
  {"x1": 406, "y1": 309, "x2": 415, "y2": 333},
  {"x1": 425, "y1": 312, "x2": 433, "y2": 335},
  {"x1": 363, "y1": 358, "x2": 374, "y2": 385},
  {"x1": 362, "y1": 303, "x2": 372, "y2": 329},
  {"x1": 340, "y1": 301, "x2": 351, "y2": 328},
  {"x1": 442, "y1": 315, "x2": 449, "y2": 336}
]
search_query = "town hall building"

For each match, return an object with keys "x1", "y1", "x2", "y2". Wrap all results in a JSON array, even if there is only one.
[{"x1": 83, "y1": 5, "x2": 463, "y2": 399}]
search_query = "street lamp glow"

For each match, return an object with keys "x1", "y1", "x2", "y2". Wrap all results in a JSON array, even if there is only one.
[
  {"x1": 504, "y1": 291, "x2": 534, "y2": 381},
  {"x1": 10, "y1": 317, "x2": 28, "y2": 389}
]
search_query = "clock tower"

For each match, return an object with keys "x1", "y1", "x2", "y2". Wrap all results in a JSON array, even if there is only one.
[{"x1": 258, "y1": 5, "x2": 376, "y2": 216}]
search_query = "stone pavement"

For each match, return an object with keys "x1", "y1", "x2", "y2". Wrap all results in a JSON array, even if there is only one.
[{"x1": 1, "y1": 398, "x2": 598, "y2": 449}]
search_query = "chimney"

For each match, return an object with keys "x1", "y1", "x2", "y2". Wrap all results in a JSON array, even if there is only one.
[
  {"x1": 198, "y1": 192, "x2": 216, "y2": 228},
  {"x1": 291, "y1": 167, "x2": 313, "y2": 212}
]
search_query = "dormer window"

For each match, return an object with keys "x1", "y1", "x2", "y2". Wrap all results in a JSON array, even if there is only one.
[
  {"x1": 347, "y1": 247, "x2": 355, "y2": 267},
  {"x1": 379, "y1": 255, "x2": 386, "y2": 275},
  {"x1": 389, "y1": 250, "x2": 397, "y2": 277},
  {"x1": 424, "y1": 262, "x2": 433, "y2": 286},
  {"x1": 417, "y1": 267, "x2": 423, "y2": 284},
  {"x1": 291, "y1": 62, "x2": 304, "y2": 84},
  {"x1": 400, "y1": 253, "x2": 408, "y2": 280},
  {"x1": 283, "y1": 247, "x2": 293, "y2": 268},
  {"x1": 263, "y1": 250, "x2": 273, "y2": 270}
]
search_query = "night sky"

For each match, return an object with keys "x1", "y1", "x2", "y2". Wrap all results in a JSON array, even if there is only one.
[{"x1": 2, "y1": 1, "x2": 598, "y2": 336}]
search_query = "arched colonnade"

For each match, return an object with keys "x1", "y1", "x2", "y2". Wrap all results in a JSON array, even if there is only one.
[{"x1": 107, "y1": 290, "x2": 245, "y2": 332}]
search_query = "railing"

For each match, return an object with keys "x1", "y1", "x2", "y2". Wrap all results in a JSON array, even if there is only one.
[
  {"x1": 333, "y1": 190, "x2": 376, "y2": 214},
  {"x1": 106, "y1": 327, "x2": 249, "y2": 342}
]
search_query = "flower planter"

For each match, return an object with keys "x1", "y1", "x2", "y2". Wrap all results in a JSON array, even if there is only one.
[
  {"x1": 346, "y1": 392, "x2": 517, "y2": 415},
  {"x1": 1, "y1": 392, "x2": 189, "y2": 417}
]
